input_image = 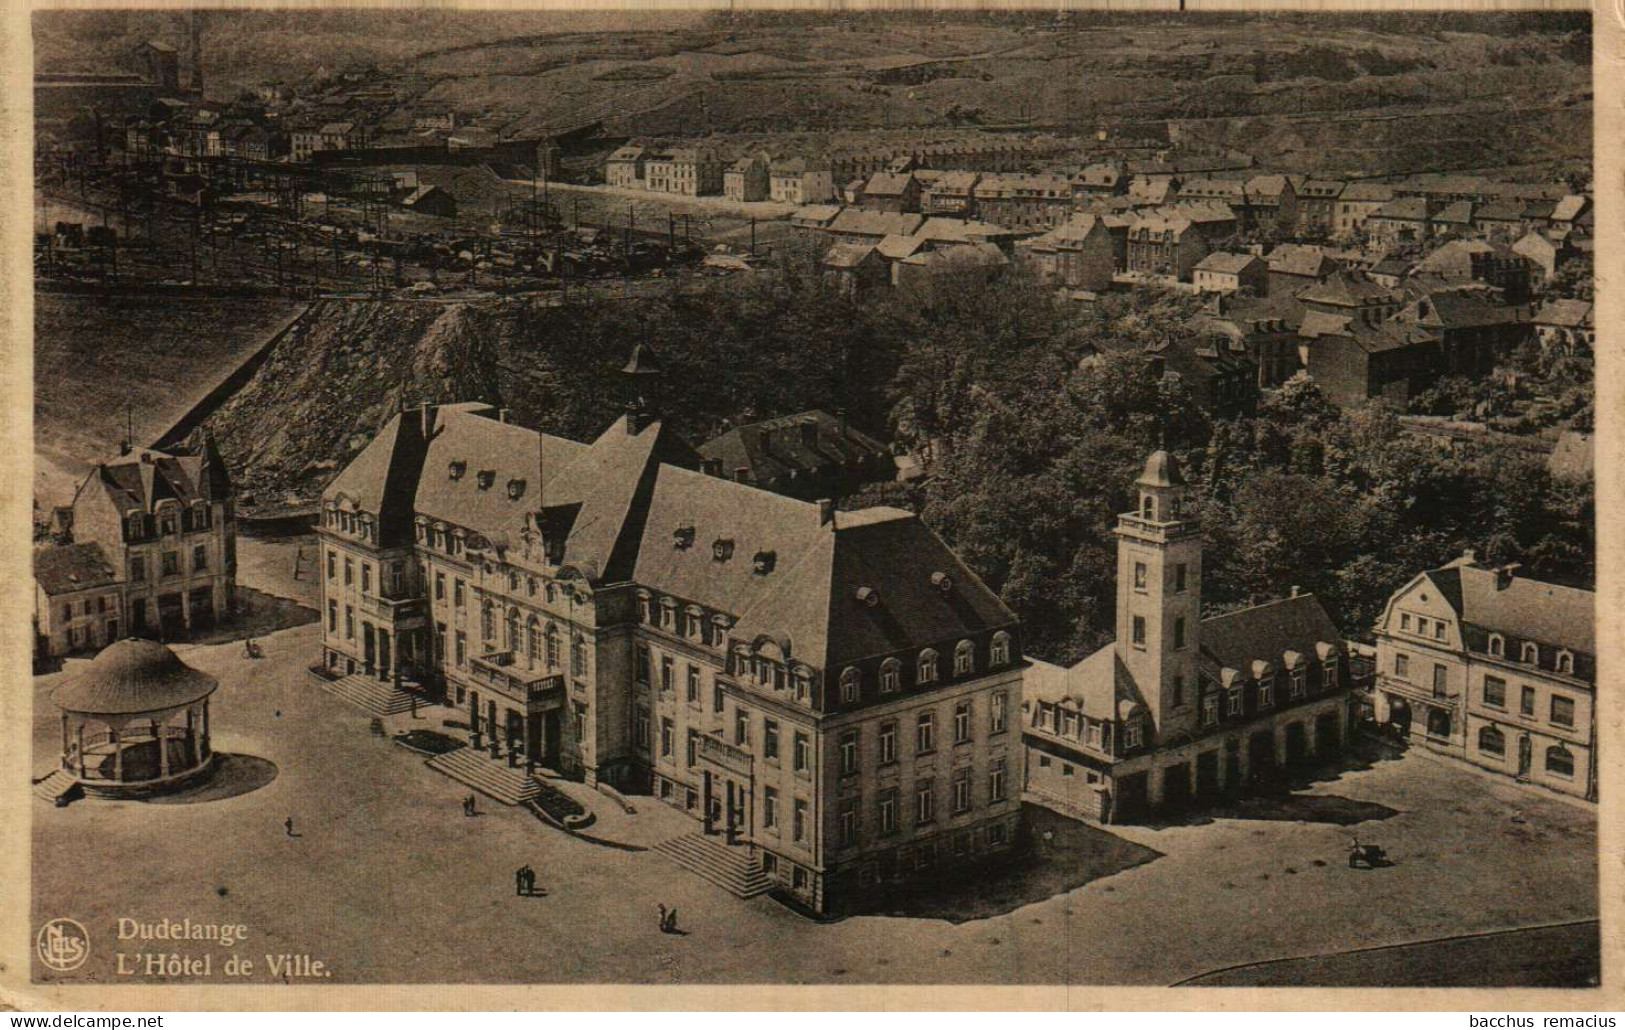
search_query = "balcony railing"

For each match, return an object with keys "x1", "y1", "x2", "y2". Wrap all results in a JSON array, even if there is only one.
[
  {"x1": 470, "y1": 650, "x2": 564, "y2": 702},
  {"x1": 699, "y1": 733, "x2": 753, "y2": 778},
  {"x1": 1375, "y1": 673, "x2": 1459, "y2": 708},
  {"x1": 359, "y1": 592, "x2": 426, "y2": 620}
]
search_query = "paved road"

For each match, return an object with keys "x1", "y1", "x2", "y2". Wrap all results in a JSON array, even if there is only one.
[{"x1": 1177, "y1": 920, "x2": 1601, "y2": 988}]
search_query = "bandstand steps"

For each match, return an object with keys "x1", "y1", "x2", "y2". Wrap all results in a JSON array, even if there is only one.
[
  {"x1": 653, "y1": 833, "x2": 772, "y2": 898},
  {"x1": 426, "y1": 746, "x2": 540, "y2": 806},
  {"x1": 316, "y1": 673, "x2": 418, "y2": 717},
  {"x1": 33, "y1": 770, "x2": 81, "y2": 806}
]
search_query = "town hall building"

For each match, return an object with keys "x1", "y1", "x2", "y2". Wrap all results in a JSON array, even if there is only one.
[{"x1": 315, "y1": 349, "x2": 1024, "y2": 915}]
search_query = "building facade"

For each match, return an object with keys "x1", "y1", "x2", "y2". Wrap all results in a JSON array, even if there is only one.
[
  {"x1": 316, "y1": 364, "x2": 1024, "y2": 915},
  {"x1": 1372, "y1": 554, "x2": 1595, "y2": 800}
]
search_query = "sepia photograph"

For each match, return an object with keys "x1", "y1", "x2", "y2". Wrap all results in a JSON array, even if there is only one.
[{"x1": 15, "y1": 1, "x2": 1605, "y2": 1000}]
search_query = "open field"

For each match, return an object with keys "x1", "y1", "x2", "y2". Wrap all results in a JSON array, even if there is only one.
[
  {"x1": 33, "y1": 292, "x2": 306, "y2": 506},
  {"x1": 31, "y1": 550, "x2": 1597, "y2": 985}
]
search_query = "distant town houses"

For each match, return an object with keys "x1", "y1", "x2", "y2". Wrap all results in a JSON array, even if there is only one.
[
  {"x1": 697, "y1": 411, "x2": 893, "y2": 500},
  {"x1": 1372, "y1": 553, "x2": 1596, "y2": 801},
  {"x1": 33, "y1": 430, "x2": 237, "y2": 663}
]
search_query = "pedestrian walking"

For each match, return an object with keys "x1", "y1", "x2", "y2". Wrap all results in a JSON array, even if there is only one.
[
  {"x1": 284, "y1": 816, "x2": 296, "y2": 837},
  {"x1": 657, "y1": 904, "x2": 667, "y2": 931},
  {"x1": 663, "y1": 907, "x2": 679, "y2": 934}
]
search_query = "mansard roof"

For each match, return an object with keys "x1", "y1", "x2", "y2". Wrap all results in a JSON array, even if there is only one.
[
  {"x1": 1422, "y1": 562, "x2": 1593, "y2": 657},
  {"x1": 1199, "y1": 594, "x2": 1342, "y2": 682}
]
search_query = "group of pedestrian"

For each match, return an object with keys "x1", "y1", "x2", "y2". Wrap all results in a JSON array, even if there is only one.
[{"x1": 656, "y1": 904, "x2": 681, "y2": 934}]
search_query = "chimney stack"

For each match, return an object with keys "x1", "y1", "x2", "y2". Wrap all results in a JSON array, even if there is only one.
[
  {"x1": 1290, "y1": 585, "x2": 1301, "y2": 598},
  {"x1": 498, "y1": 407, "x2": 511, "y2": 424},
  {"x1": 818, "y1": 498, "x2": 835, "y2": 527},
  {"x1": 420, "y1": 401, "x2": 436, "y2": 439}
]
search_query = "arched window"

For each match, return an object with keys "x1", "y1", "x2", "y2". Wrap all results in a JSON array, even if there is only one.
[
  {"x1": 1477, "y1": 725, "x2": 1505, "y2": 757},
  {"x1": 1521, "y1": 642, "x2": 1539, "y2": 665},
  {"x1": 1546, "y1": 745, "x2": 1575, "y2": 778},
  {"x1": 481, "y1": 600, "x2": 494, "y2": 641},
  {"x1": 840, "y1": 667, "x2": 861, "y2": 704},
  {"x1": 545, "y1": 623, "x2": 560, "y2": 668},
  {"x1": 954, "y1": 639, "x2": 975, "y2": 676},
  {"x1": 1141, "y1": 495, "x2": 1155, "y2": 519},
  {"x1": 990, "y1": 631, "x2": 1011, "y2": 667},
  {"x1": 880, "y1": 658, "x2": 901, "y2": 694},
  {"x1": 1488, "y1": 634, "x2": 1504, "y2": 658},
  {"x1": 1557, "y1": 650, "x2": 1574, "y2": 675},
  {"x1": 918, "y1": 649, "x2": 939, "y2": 684},
  {"x1": 545, "y1": 583, "x2": 556, "y2": 604},
  {"x1": 526, "y1": 618, "x2": 540, "y2": 668}
]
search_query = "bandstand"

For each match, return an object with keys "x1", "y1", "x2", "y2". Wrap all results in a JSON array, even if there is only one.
[{"x1": 51, "y1": 639, "x2": 219, "y2": 799}]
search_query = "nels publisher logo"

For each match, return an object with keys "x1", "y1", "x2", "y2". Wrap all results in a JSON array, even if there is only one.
[{"x1": 37, "y1": 918, "x2": 90, "y2": 973}]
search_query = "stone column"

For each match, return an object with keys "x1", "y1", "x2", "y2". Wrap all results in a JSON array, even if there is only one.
[
  {"x1": 1304, "y1": 718, "x2": 1319, "y2": 759},
  {"x1": 159, "y1": 712, "x2": 172, "y2": 778},
  {"x1": 190, "y1": 706, "x2": 202, "y2": 766},
  {"x1": 112, "y1": 727, "x2": 124, "y2": 782},
  {"x1": 202, "y1": 700, "x2": 211, "y2": 759},
  {"x1": 75, "y1": 722, "x2": 85, "y2": 776},
  {"x1": 702, "y1": 770, "x2": 714, "y2": 834},
  {"x1": 60, "y1": 715, "x2": 69, "y2": 767}
]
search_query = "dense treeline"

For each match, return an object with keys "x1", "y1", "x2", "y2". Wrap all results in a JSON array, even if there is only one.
[{"x1": 498, "y1": 260, "x2": 1592, "y2": 665}]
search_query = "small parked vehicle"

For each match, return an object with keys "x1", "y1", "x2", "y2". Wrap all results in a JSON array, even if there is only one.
[{"x1": 1348, "y1": 838, "x2": 1388, "y2": 869}]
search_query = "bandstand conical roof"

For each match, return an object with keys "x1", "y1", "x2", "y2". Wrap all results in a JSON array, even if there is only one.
[{"x1": 52, "y1": 639, "x2": 218, "y2": 716}]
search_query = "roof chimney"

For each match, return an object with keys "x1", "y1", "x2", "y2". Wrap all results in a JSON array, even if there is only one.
[
  {"x1": 818, "y1": 498, "x2": 835, "y2": 527},
  {"x1": 420, "y1": 401, "x2": 436, "y2": 439},
  {"x1": 1460, "y1": 548, "x2": 1478, "y2": 565},
  {"x1": 1497, "y1": 563, "x2": 1522, "y2": 590},
  {"x1": 498, "y1": 407, "x2": 511, "y2": 424},
  {"x1": 1290, "y1": 585, "x2": 1301, "y2": 598}
]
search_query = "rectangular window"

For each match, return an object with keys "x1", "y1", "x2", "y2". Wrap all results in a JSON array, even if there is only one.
[
  {"x1": 1551, "y1": 695, "x2": 1575, "y2": 728},
  {"x1": 794, "y1": 732, "x2": 810, "y2": 773},
  {"x1": 686, "y1": 665, "x2": 700, "y2": 704},
  {"x1": 1132, "y1": 616, "x2": 1147, "y2": 647},
  {"x1": 1202, "y1": 693, "x2": 1219, "y2": 726},
  {"x1": 1173, "y1": 618, "x2": 1186, "y2": 650},
  {"x1": 454, "y1": 579, "x2": 464, "y2": 607},
  {"x1": 1484, "y1": 676, "x2": 1507, "y2": 708},
  {"x1": 954, "y1": 701, "x2": 972, "y2": 743},
  {"x1": 361, "y1": 563, "x2": 371, "y2": 594},
  {"x1": 687, "y1": 728, "x2": 698, "y2": 767},
  {"x1": 1432, "y1": 664, "x2": 1448, "y2": 696},
  {"x1": 878, "y1": 788, "x2": 898, "y2": 833},
  {"x1": 434, "y1": 572, "x2": 445, "y2": 601},
  {"x1": 344, "y1": 558, "x2": 354, "y2": 586},
  {"x1": 1521, "y1": 685, "x2": 1536, "y2": 717},
  {"x1": 1175, "y1": 564, "x2": 1187, "y2": 593},
  {"x1": 162, "y1": 552, "x2": 179, "y2": 577},
  {"x1": 713, "y1": 683, "x2": 724, "y2": 713},
  {"x1": 1394, "y1": 653, "x2": 1409, "y2": 679},
  {"x1": 636, "y1": 646, "x2": 650, "y2": 685},
  {"x1": 1125, "y1": 719, "x2": 1143, "y2": 749},
  {"x1": 990, "y1": 759, "x2": 1007, "y2": 803},
  {"x1": 793, "y1": 799, "x2": 808, "y2": 842},
  {"x1": 327, "y1": 599, "x2": 337, "y2": 632},
  {"x1": 1258, "y1": 678, "x2": 1274, "y2": 708},
  {"x1": 188, "y1": 543, "x2": 207, "y2": 571},
  {"x1": 454, "y1": 630, "x2": 465, "y2": 666},
  {"x1": 660, "y1": 655, "x2": 673, "y2": 693},
  {"x1": 840, "y1": 730, "x2": 859, "y2": 775},
  {"x1": 129, "y1": 557, "x2": 146, "y2": 582},
  {"x1": 1434, "y1": 621, "x2": 1446, "y2": 641},
  {"x1": 916, "y1": 780, "x2": 935, "y2": 825},
  {"x1": 660, "y1": 717, "x2": 673, "y2": 758},
  {"x1": 916, "y1": 711, "x2": 936, "y2": 754},
  {"x1": 734, "y1": 708, "x2": 750, "y2": 746},
  {"x1": 764, "y1": 719, "x2": 780, "y2": 760},
  {"x1": 878, "y1": 720, "x2": 897, "y2": 764},
  {"x1": 839, "y1": 797, "x2": 860, "y2": 846},
  {"x1": 633, "y1": 707, "x2": 650, "y2": 748},
  {"x1": 952, "y1": 766, "x2": 971, "y2": 814},
  {"x1": 327, "y1": 552, "x2": 336, "y2": 579},
  {"x1": 1133, "y1": 562, "x2": 1147, "y2": 590},
  {"x1": 991, "y1": 691, "x2": 1007, "y2": 734},
  {"x1": 763, "y1": 787, "x2": 778, "y2": 830}
]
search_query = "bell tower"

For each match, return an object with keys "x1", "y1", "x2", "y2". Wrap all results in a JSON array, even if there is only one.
[
  {"x1": 620, "y1": 342, "x2": 664, "y2": 433},
  {"x1": 1114, "y1": 450, "x2": 1203, "y2": 742}
]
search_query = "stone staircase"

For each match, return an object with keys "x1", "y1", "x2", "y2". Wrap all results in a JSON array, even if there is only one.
[
  {"x1": 426, "y1": 746, "x2": 540, "y2": 806},
  {"x1": 33, "y1": 769, "x2": 81, "y2": 807},
  {"x1": 653, "y1": 832, "x2": 772, "y2": 899},
  {"x1": 314, "y1": 672, "x2": 419, "y2": 717}
]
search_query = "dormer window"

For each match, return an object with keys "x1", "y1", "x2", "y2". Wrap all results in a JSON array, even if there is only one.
[
  {"x1": 1521, "y1": 642, "x2": 1539, "y2": 665},
  {"x1": 1557, "y1": 650, "x2": 1574, "y2": 675},
  {"x1": 507, "y1": 479, "x2": 526, "y2": 500},
  {"x1": 931, "y1": 571, "x2": 953, "y2": 594},
  {"x1": 880, "y1": 658, "x2": 901, "y2": 693},
  {"x1": 712, "y1": 538, "x2": 734, "y2": 562},
  {"x1": 918, "y1": 649, "x2": 939, "y2": 684},
  {"x1": 1488, "y1": 633, "x2": 1504, "y2": 658},
  {"x1": 753, "y1": 550, "x2": 776, "y2": 575},
  {"x1": 855, "y1": 586, "x2": 879, "y2": 608},
  {"x1": 840, "y1": 667, "x2": 860, "y2": 704},
  {"x1": 954, "y1": 640, "x2": 974, "y2": 676},
  {"x1": 476, "y1": 470, "x2": 495, "y2": 491},
  {"x1": 673, "y1": 525, "x2": 695, "y2": 550},
  {"x1": 448, "y1": 460, "x2": 466, "y2": 480},
  {"x1": 990, "y1": 631, "x2": 1011, "y2": 667}
]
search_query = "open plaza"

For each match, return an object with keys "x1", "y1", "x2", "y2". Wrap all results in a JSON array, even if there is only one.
[{"x1": 29, "y1": 537, "x2": 1598, "y2": 987}]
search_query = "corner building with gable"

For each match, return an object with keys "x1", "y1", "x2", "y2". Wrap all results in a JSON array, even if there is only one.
[{"x1": 315, "y1": 350, "x2": 1024, "y2": 915}]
